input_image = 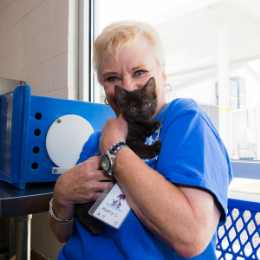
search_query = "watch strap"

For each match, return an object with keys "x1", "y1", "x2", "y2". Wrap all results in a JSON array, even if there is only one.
[{"x1": 109, "y1": 142, "x2": 128, "y2": 155}]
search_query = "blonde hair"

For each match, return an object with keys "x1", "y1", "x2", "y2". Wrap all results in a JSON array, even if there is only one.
[{"x1": 93, "y1": 21, "x2": 165, "y2": 82}]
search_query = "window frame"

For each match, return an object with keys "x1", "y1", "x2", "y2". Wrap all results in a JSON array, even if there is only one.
[{"x1": 78, "y1": 0, "x2": 95, "y2": 102}]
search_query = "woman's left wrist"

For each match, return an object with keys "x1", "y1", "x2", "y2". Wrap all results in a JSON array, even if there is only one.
[
  {"x1": 101, "y1": 140, "x2": 126, "y2": 154},
  {"x1": 101, "y1": 142, "x2": 128, "y2": 176}
]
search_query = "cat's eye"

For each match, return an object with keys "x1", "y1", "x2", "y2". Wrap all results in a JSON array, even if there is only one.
[
  {"x1": 146, "y1": 103, "x2": 151, "y2": 109},
  {"x1": 131, "y1": 107, "x2": 137, "y2": 112}
]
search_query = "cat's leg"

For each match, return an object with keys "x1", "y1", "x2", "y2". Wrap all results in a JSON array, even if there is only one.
[
  {"x1": 153, "y1": 140, "x2": 162, "y2": 153},
  {"x1": 129, "y1": 140, "x2": 161, "y2": 159},
  {"x1": 75, "y1": 203, "x2": 105, "y2": 235},
  {"x1": 145, "y1": 120, "x2": 161, "y2": 136}
]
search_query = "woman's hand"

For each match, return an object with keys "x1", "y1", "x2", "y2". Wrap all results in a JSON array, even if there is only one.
[
  {"x1": 99, "y1": 116, "x2": 128, "y2": 153},
  {"x1": 53, "y1": 155, "x2": 112, "y2": 221},
  {"x1": 50, "y1": 155, "x2": 112, "y2": 242}
]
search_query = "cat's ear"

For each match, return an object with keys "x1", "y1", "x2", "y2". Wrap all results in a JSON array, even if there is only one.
[
  {"x1": 115, "y1": 85, "x2": 128, "y2": 108},
  {"x1": 143, "y1": 77, "x2": 156, "y2": 97}
]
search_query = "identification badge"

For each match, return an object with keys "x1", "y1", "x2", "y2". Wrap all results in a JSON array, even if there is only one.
[{"x1": 88, "y1": 180, "x2": 131, "y2": 229}]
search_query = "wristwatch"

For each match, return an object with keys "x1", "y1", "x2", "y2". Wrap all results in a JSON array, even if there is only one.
[{"x1": 101, "y1": 142, "x2": 128, "y2": 176}]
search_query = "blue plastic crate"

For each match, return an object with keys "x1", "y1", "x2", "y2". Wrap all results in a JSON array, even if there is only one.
[
  {"x1": 216, "y1": 198, "x2": 260, "y2": 259},
  {"x1": 0, "y1": 85, "x2": 115, "y2": 189}
]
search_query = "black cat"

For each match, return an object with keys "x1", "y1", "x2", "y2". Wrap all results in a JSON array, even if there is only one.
[
  {"x1": 115, "y1": 77, "x2": 161, "y2": 159},
  {"x1": 75, "y1": 200, "x2": 105, "y2": 235},
  {"x1": 76, "y1": 77, "x2": 161, "y2": 234}
]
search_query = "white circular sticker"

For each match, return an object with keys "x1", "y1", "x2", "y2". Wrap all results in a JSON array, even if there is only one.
[{"x1": 46, "y1": 115, "x2": 94, "y2": 167}]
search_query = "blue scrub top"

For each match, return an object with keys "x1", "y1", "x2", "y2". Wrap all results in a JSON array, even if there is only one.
[{"x1": 58, "y1": 98, "x2": 232, "y2": 260}]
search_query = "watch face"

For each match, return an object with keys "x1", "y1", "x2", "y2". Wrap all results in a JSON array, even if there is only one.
[{"x1": 101, "y1": 154, "x2": 111, "y2": 172}]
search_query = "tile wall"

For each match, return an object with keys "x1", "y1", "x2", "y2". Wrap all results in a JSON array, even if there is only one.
[
  {"x1": 0, "y1": 0, "x2": 78, "y2": 259},
  {"x1": 0, "y1": 0, "x2": 78, "y2": 99}
]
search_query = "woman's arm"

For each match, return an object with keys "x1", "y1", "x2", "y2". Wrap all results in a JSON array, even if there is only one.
[
  {"x1": 99, "y1": 117, "x2": 221, "y2": 258},
  {"x1": 49, "y1": 156, "x2": 112, "y2": 242},
  {"x1": 48, "y1": 213, "x2": 75, "y2": 243},
  {"x1": 114, "y1": 148, "x2": 221, "y2": 258}
]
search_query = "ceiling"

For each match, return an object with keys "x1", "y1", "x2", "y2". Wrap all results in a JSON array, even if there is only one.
[{"x1": 149, "y1": 0, "x2": 260, "y2": 77}]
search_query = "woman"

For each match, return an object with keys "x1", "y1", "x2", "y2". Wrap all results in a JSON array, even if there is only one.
[{"x1": 49, "y1": 21, "x2": 232, "y2": 259}]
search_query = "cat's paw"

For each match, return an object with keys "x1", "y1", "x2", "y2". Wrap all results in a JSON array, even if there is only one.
[
  {"x1": 154, "y1": 140, "x2": 161, "y2": 149},
  {"x1": 151, "y1": 140, "x2": 161, "y2": 157},
  {"x1": 154, "y1": 120, "x2": 161, "y2": 129},
  {"x1": 151, "y1": 121, "x2": 161, "y2": 132}
]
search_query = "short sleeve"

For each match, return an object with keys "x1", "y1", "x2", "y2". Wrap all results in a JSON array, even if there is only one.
[
  {"x1": 156, "y1": 110, "x2": 231, "y2": 225},
  {"x1": 76, "y1": 131, "x2": 101, "y2": 164}
]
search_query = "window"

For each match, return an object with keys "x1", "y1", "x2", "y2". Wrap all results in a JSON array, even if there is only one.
[{"x1": 88, "y1": 0, "x2": 260, "y2": 197}]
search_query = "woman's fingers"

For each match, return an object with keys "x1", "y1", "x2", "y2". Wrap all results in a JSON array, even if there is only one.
[
  {"x1": 54, "y1": 156, "x2": 112, "y2": 206},
  {"x1": 85, "y1": 181, "x2": 113, "y2": 201},
  {"x1": 80, "y1": 156, "x2": 111, "y2": 181},
  {"x1": 76, "y1": 175, "x2": 111, "y2": 202}
]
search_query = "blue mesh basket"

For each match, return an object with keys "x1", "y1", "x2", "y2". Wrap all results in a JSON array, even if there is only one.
[{"x1": 216, "y1": 198, "x2": 260, "y2": 259}]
